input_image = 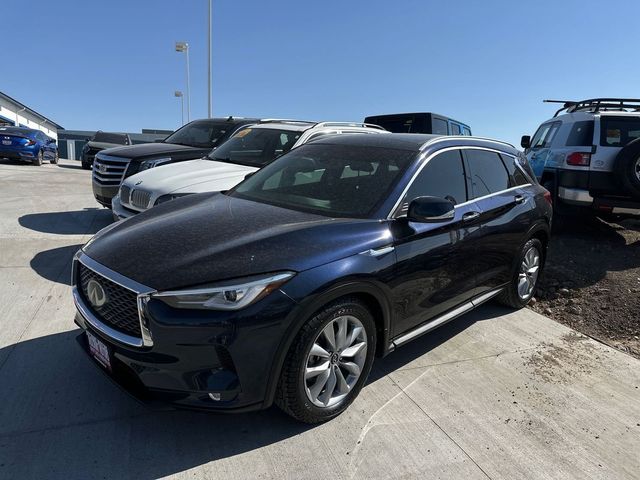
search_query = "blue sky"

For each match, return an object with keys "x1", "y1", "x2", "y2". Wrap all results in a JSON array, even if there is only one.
[{"x1": 3, "y1": 0, "x2": 640, "y2": 145}]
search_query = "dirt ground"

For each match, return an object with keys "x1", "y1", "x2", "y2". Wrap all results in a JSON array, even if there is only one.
[{"x1": 529, "y1": 215, "x2": 640, "y2": 358}]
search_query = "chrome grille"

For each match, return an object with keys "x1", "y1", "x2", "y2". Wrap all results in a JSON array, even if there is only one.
[
  {"x1": 131, "y1": 189, "x2": 151, "y2": 209},
  {"x1": 120, "y1": 184, "x2": 131, "y2": 204},
  {"x1": 78, "y1": 263, "x2": 142, "y2": 338},
  {"x1": 92, "y1": 154, "x2": 130, "y2": 186}
]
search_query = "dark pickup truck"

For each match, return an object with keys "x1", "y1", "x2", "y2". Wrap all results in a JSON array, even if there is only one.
[{"x1": 91, "y1": 117, "x2": 258, "y2": 208}]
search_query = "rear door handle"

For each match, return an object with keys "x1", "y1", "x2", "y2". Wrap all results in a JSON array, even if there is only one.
[
  {"x1": 514, "y1": 194, "x2": 525, "y2": 204},
  {"x1": 462, "y1": 211, "x2": 481, "y2": 222}
]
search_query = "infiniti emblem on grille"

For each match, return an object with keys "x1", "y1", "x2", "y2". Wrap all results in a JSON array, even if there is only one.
[{"x1": 86, "y1": 279, "x2": 108, "y2": 307}]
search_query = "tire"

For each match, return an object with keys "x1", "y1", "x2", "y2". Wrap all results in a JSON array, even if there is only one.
[
  {"x1": 276, "y1": 297, "x2": 376, "y2": 423},
  {"x1": 51, "y1": 151, "x2": 59, "y2": 164},
  {"x1": 81, "y1": 160, "x2": 91, "y2": 170},
  {"x1": 614, "y1": 138, "x2": 640, "y2": 197},
  {"x1": 33, "y1": 150, "x2": 43, "y2": 166},
  {"x1": 497, "y1": 238, "x2": 544, "y2": 309}
]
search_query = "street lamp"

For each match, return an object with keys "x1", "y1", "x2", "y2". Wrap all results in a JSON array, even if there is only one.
[
  {"x1": 174, "y1": 90, "x2": 184, "y2": 126},
  {"x1": 175, "y1": 41, "x2": 191, "y2": 122},
  {"x1": 208, "y1": 0, "x2": 212, "y2": 118}
]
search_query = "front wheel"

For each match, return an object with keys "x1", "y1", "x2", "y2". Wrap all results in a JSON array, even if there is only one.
[
  {"x1": 497, "y1": 238, "x2": 544, "y2": 309},
  {"x1": 276, "y1": 298, "x2": 376, "y2": 423},
  {"x1": 51, "y1": 151, "x2": 59, "y2": 164}
]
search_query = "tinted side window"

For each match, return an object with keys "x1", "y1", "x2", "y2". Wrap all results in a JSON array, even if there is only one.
[
  {"x1": 499, "y1": 154, "x2": 530, "y2": 186},
  {"x1": 450, "y1": 123, "x2": 461, "y2": 135},
  {"x1": 462, "y1": 127, "x2": 471, "y2": 136},
  {"x1": 600, "y1": 117, "x2": 640, "y2": 147},
  {"x1": 405, "y1": 150, "x2": 467, "y2": 205},
  {"x1": 432, "y1": 118, "x2": 448, "y2": 135},
  {"x1": 465, "y1": 149, "x2": 510, "y2": 198},
  {"x1": 530, "y1": 121, "x2": 561, "y2": 149},
  {"x1": 566, "y1": 121, "x2": 594, "y2": 146}
]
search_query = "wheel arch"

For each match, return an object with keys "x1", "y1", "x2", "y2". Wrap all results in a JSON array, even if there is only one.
[{"x1": 262, "y1": 280, "x2": 393, "y2": 409}]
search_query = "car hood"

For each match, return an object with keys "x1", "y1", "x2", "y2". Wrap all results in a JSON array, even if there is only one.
[
  {"x1": 123, "y1": 159, "x2": 256, "y2": 196},
  {"x1": 84, "y1": 193, "x2": 391, "y2": 291},
  {"x1": 100, "y1": 142, "x2": 209, "y2": 160},
  {"x1": 87, "y1": 141, "x2": 126, "y2": 150}
]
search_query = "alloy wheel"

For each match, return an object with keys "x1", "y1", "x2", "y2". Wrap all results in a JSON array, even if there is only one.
[
  {"x1": 304, "y1": 315, "x2": 367, "y2": 408},
  {"x1": 635, "y1": 157, "x2": 640, "y2": 182},
  {"x1": 517, "y1": 246, "x2": 540, "y2": 300}
]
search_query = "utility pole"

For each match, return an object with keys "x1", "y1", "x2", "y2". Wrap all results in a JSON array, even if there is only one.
[{"x1": 208, "y1": 0, "x2": 213, "y2": 118}]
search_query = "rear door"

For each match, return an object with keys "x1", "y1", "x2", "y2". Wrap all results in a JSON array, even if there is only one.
[
  {"x1": 390, "y1": 148, "x2": 483, "y2": 336},
  {"x1": 527, "y1": 121, "x2": 561, "y2": 179},
  {"x1": 463, "y1": 148, "x2": 534, "y2": 295}
]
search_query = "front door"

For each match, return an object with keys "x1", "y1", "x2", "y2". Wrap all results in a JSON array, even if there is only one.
[{"x1": 389, "y1": 148, "x2": 482, "y2": 337}]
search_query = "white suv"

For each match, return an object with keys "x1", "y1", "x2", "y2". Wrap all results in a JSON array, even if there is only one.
[
  {"x1": 112, "y1": 120, "x2": 388, "y2": 220},
  {"x1": 522, "y1": 98, "x2": 640, "y2": 218}
]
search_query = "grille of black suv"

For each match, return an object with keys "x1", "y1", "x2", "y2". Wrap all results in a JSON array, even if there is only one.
[
  {"x1": 92, "y1": 154, "x2": 130, "y2": 186},
  {"x1": 78, "y1": 263, "x2": 142, "y2": 338}
]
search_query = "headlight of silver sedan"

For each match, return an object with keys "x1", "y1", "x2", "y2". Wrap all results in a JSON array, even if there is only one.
[{"x1": 153, "y1": 272, "x2": 295, "y2": 310}]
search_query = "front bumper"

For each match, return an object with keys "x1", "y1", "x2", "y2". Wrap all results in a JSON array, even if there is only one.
[
  {"x1": 111, "y1": 196, "x2": 138, "y2": 221},
  {"x1": 92, "y1": 181, "x2": 119, "y2": 208},
  {"x1": 72, "y1": 253, "x2": 298, "y2": 411}
]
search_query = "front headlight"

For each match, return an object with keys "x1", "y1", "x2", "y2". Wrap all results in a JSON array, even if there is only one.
[
  {"x1": 139, "y1": 157, "x2": 172, "y2": 171},
  {"x1": 153, "y1": 272, "x2": 295, "y2": 311},
  {"x1": 154, "y1": 192, "x2": 192, "y2": 206}
]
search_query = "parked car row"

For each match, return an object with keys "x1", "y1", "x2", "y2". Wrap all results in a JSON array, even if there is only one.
[{"x1": 72, "y1": 116, "x2": 552, "y2": 422}]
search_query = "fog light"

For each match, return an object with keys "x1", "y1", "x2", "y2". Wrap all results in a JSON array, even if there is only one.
[{"x1": 209, "y1": 392, "x2": 221, "y2": 401}]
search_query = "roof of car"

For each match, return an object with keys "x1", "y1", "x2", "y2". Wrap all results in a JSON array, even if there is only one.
[
  {"x1": 0, "y1": 126, "x2": 38, "y2": 134},
  {"x1": 308, "y1": 133, "x2": 519, "y2": 155}
]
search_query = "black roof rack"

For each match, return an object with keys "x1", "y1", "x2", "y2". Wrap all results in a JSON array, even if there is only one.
[{"x1": 544, "y1": 98, "x2": 640, "y2": 117}]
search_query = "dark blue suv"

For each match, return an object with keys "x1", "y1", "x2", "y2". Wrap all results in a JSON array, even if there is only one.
[{"x1": 72, "y1": 134, "x2": 551, "y2": 423}]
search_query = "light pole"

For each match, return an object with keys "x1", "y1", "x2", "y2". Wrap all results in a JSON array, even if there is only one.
[
  {"x1": 175, "y1": 41, "x2": 191, "y2": 122},
  {"x1": 208, "y1": 0, "x2": 212, "y2": 118},
  {"x1": 174, "y1": 91, "x2": 184, "y2": 126}
]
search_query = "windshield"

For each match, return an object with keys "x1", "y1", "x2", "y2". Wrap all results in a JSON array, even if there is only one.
[
  {"x1": 600, "y1": 116, "x2": 640, "y2": 147},
  {"x1": 164, "y1": 121, "x2": 231, "y2": 148},
  {"x1": 209, "y1": 127, "x2": 302, "y2": 167},
  {"x1": 228, "y1": 144, "x2": 415, "y2": 218},
  {"x1": 93, "y1": 132, "x2": 129, "y2": 144}
]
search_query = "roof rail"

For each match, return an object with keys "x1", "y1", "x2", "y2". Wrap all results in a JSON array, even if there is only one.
[
  {"x1": 544, "y1": 98, "x2": 640, "y2": 117},
  {"x1": 313, "y1": 121, "x2": 386, "y2": 131},
  {"x1": 257, "y1": 119, "x2": 317, "y2": 125}
]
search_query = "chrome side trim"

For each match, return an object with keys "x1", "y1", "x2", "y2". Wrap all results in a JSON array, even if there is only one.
[
  {"x1": 359, "y1": 245, "x2": 395, "y2": 257},
  {"x1": 389, "y1": 287, "x2": 503, "y2": 350},
  {"x1": 73, "y1": 252, "x2": 156, "y2": 347},
  {"x1": 387, "y1": 145, "x2": 531, "y2": 219}
]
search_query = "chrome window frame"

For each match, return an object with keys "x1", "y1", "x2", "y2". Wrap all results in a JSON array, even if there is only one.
[
  {"x1": 387, "y1": 145, "x2": 532, "y2": 219},
  {"x1": 72, "y1": 251, "x2": 155, "y2": 348}
]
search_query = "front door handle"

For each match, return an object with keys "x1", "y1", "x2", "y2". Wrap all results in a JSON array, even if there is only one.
[
  {"x1": 514, "y1": 194, "x2": 525, "y2": 204},
  {"x1": 462, "y1": 211, "x2": 481, "y2": 222}
]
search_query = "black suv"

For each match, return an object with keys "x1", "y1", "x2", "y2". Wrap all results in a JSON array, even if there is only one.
[
  {"x1": 81, "y1": 131, "x2": 132, "y2": 170},
  {"x1": 91, "y1": 117, "x2": 258, "y2": 207},
  {"x1": 73, "y1": 134, "x2": 551, "y2": 423}
]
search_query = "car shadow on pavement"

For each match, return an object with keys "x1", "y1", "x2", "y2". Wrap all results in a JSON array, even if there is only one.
[
  {"x1": 19, "y1": 208, "x2": 113, "y2": 235},
  {"x1": 30, "y1": 244, "x2": 83, "y2": 285},
  {"x1": 0, "y1": 307, "x2": 496, "y2": 479},
  {"x1": 56, "y1": 163, "x2": 85, "y2": 170}
]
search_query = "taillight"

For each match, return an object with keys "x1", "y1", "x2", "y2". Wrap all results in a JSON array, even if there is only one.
[
  {"x1": 543, "y1": 189, "x2": 552, "y2": 205},
  {"x1": 25, "y1": 139, "x2": 36, "y2": 146},
  {"x1": 566, "y1": 152, "x2": 591, "y2": 166}
]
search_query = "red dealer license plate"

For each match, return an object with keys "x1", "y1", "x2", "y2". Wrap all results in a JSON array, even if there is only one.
[{"x1": 87, "y1": 331, "x2": 112, "y2": 372}]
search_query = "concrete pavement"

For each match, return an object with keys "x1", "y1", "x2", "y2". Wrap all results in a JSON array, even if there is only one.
[{"x1": 0, "y1": 158, "x2": 639, "y2": 479}]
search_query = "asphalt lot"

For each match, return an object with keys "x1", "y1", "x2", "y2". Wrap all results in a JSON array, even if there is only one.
[{"x1": 0, "y1": 158, "x2": 639, "y2": 480}]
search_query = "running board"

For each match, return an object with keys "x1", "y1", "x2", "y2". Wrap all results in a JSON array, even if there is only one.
[{"x1": 389, "y1": 287, "x2": 503, "y2": 351}]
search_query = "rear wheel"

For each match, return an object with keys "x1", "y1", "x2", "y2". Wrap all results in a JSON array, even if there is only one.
[
  {"x1": 497, "y1": 238, "x2": 544, "y2": 308},
  {"x1": 33, "y1": 150, "x2": 43, "y2": 166},
  {"x1": 614, "y1": 138, "x2": 640, "y2": 197},
  {"x1": 276, "y1": 298, "x2": 376, "y2": 423}
]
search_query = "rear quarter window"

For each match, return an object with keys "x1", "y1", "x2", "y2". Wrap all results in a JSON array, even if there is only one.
[{"x1": 566, "y1": 121, "x2": 594, "y2": 146}]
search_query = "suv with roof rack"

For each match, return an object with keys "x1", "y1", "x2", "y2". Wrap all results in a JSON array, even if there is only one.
[
  {"x1": 521, "y1": 98, "x2": 640, "y2": 219},
  {"x1": 111, "y1": 120, "x2": 388, "y2": 219}
]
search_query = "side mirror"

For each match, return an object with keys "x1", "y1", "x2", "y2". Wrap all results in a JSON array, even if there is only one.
[
  {"x1": 407, "y1": 196, "x2": 455, "y2": 223},
  {"x1": 520, "y1": 135, "x2": 531, "y2": 149},
  {"x1": 244, "y1": 172, "x2": 255, "y2": 180},
  {"x1": 48, "y1": 139, "x2": 56, "y2": 144}
]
